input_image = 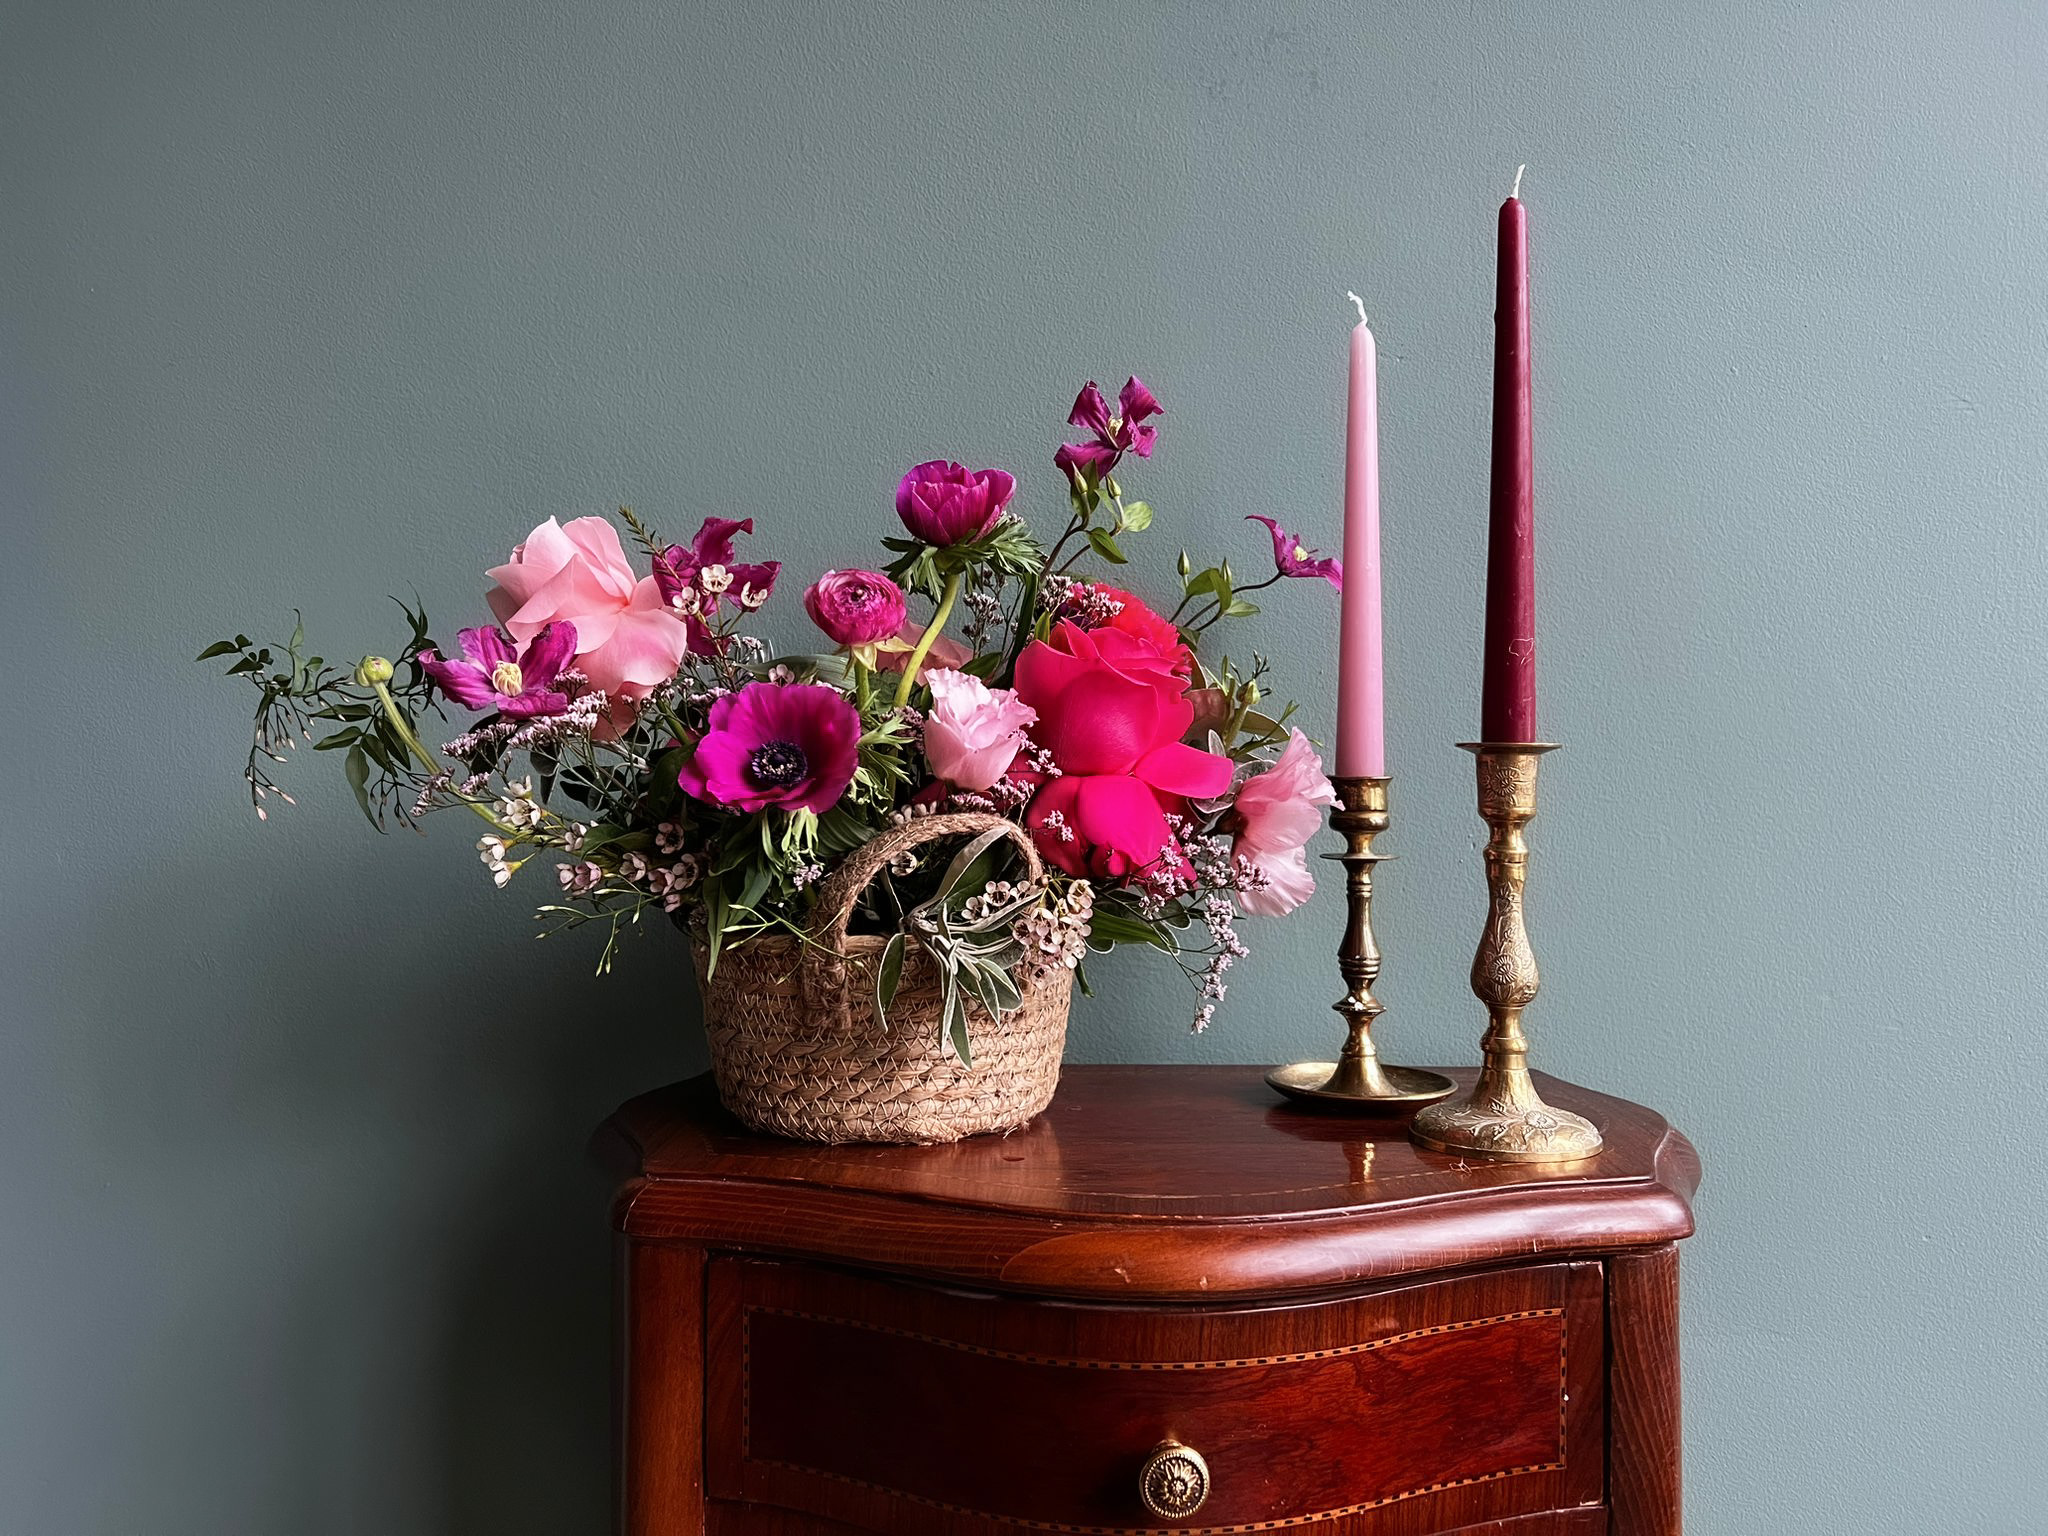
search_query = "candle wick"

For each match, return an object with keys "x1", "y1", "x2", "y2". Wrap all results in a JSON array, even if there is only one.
[
  {"x1": 1511, "y1": 163, "x2": 1526, "y2": 200},
  {"x1": 1346, "y1": 291, "x2": 1368, "y2": 326}
]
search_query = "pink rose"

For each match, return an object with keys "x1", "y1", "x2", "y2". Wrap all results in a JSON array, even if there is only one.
[
  {"x1": 803, "y1": 569, "x2": 909, "y2": 647},
  {"x1": 922, "y1": 669, "x2": 1037, "y2": 791},
  {"x1": 1230, "y1": 728, "x2": 1337, "y2": 916},
  {"x1": 895, "y1": 460, "x2": 1015, "y2": 546},
  {"x1": 1014, "y1": 620, "x2": 1233, "y2": 880},
  {"x1": 486, "y1": 517, "x2": 690, "y2": 703}
]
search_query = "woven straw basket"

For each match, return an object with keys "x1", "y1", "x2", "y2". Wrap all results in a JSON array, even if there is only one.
[{"x1": 694, "y1": 813, "x2": 1072, "y2": 1144}]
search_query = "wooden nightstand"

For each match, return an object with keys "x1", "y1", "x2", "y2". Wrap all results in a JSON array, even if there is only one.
[{"x1": 604, "y1": 1066, "x2": 1699, "y2": 1535}]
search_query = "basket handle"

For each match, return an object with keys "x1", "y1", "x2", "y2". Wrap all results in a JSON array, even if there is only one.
[{"x1": 799, "y1": 812, "x2": 1045, "y2": 1024}]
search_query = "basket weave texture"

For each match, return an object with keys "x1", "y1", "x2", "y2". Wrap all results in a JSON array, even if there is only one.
[{"x1": 695, "y1": 813, "x2": 1072, "y2": 1145}]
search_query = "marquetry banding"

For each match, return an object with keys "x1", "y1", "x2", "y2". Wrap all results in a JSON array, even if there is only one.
[
  {"x1": 744, "y1": 1302, "x2": 1563, "y2": 1371},
  {"x1": 737, "y1": 1304, "x2": 1572, "y2": 1534}
]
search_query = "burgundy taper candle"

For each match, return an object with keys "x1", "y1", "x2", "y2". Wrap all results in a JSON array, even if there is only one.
[{"x1": 1481, "y1": 168, "x2": 1537, "y2": 742}]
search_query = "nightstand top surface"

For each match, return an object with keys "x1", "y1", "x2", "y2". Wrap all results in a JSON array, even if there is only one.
[{"x1": 606, "y1": 1066, "x2": 1697, "y2": 1298}]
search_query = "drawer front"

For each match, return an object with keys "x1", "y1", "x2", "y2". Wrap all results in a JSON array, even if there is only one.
[{"x1": 705, "y1": 1258, "x2": 1604, "y2": 1534}]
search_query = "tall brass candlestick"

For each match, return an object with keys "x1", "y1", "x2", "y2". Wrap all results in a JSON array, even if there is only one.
[
  {"x1": 1266, "y1": 777, "x2": 1455, "y2": 1109},
  {"x1": 1410, "y1": 744, "x2": 1602, "y2": 1161}
]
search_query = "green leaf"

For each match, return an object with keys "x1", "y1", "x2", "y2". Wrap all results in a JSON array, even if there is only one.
[
  {"x1": 311, "y1": 729, "x2": 361, "y2": 751},
  {"x1": 1088, "y1": 908, "x2": 1178, "y2": 952},
  {"x1": 875, "y1": 932, "x2": 906, "y2": 1018},
  {"x1": 343, "y1": 743, "x2": 374, "y2": 826},
  {"x1": 1222, "y1": 598, "x2": 1261, "y2": 617},
  {"x1": 945, "y1": 986, "x2": 973, "y2": 1068},
  {"x1": 1118, "y1": 500, "x2": 1153, "y2": 533},
  {"x1": 196, "y1": 640, "x2": 241, "y2": 661},
  {"x1": 225, "y1": 655, "x2": 264, "y2": 676},
  {"x1": 1085, "y1": 528, "x2": 1128, "y2": 565}
]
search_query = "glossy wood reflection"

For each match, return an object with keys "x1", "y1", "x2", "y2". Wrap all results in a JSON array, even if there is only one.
[{"x1": 609, "y1": 1065, "x2": 1698, "y2": 1536}]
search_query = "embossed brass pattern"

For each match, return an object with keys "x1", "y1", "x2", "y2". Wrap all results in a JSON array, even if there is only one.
[
  {"x1": 1139, "y1": 1441, "x2": 1211, "y2": 1520},
  {"x1": 1410, "y1": 745, "x2": 1603, "y2": 1163},
  {"x1": 1266, "y1": 777, "x2": 1456, "y2": 1111}
]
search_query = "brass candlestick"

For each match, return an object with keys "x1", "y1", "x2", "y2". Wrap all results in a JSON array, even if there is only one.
[
  {"x1": 1266, "y1": 777, "x2": 1456, "y2": 1110},
  {"x1": 1410, "y1": 744, "x2": 1603, "y2": 1162}
]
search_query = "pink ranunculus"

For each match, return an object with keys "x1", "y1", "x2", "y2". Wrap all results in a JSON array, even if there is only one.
[
  {"x1": 487, "y1": 516, "x2": 690, "y2": 703},
  {"x1": 803, "y1": 569, "x2": 909, "y2": 647},
  {"x1": 922, "y1": 669, "x2": 1037, "y2": 791},
  {"x1": 675, "y1": 681, "x2": 861, "y2": 815},
  {"x1": 1230, "y1": 728, "x2": 1337, "y2": 916},
  {"x1": 895, "y1": 460, "x2": 1015, "y2": 546},
  {"x1": 1014, "y1": 620, "x2": 1233, "y2": 880}
]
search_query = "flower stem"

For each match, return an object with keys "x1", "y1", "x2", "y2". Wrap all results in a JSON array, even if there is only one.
[
  {"x1": 371, "y1": 679, "x2": 506, "y2": 830},
  {"x1": 893, "y1": 570, "x2": 962, "y2": 708}
]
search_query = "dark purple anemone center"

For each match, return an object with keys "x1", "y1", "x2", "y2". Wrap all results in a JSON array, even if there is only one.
[{"x1": 747, "y1": 739, "x2": 809, "y2": 788}]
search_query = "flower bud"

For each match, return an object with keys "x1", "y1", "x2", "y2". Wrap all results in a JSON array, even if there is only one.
[{"x1": 354, "y1": 656, "x2": 395, "y2": 686}]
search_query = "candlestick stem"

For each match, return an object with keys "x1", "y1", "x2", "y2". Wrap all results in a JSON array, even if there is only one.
[
  {"x1": 1410, "y1": 744, "x2": 1602, "y2": 1161},
  {"x1": 1266, "y1": 778, "x2": 1454, "y2": 1110}
]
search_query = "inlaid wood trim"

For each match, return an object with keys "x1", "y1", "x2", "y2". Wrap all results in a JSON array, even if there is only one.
[
  {"x1": 737, "y1": 1303, "x2": 1573, "y2": 1534},
  {"x1": 743, "y1": 1302, "x2": 1564, "y2": 1371}
]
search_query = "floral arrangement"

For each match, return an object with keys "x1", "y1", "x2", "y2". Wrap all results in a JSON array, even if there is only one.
[{"x1": 204, "y1": 377, "x2": 1342, "y2": 1053}]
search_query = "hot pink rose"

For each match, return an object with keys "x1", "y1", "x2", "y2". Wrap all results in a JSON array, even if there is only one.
[
  {"x1": 803, "y1": 569, "x2": 909, "y2": 647},
  {"x1": 486, "y1": 517, "x2": 690, "y2": 703},
  {"x1": 1230, "y1": 728, "x2": 1337, "y2": 916},
  {"x1": 922, "y1": 669, "x2": 1037, "y2": 791},
  {"x1": 1088, "y1": 584, "x2": 1192, "y2": 674},
  {"x1": 1014, "y1": 620, "x2": 1233, "y2": 880}
]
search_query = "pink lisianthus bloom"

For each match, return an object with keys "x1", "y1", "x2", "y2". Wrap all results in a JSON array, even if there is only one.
[
  {"x1": 1014, "y1": 620, "x2": 1233, "y2": 880},
  {"x1": 1054, "y1": 376, "x2": 1163, "y2": 483},
  {"x1": 895, "y1": 460, "x2": 1015, "y2": 546},
  {"x1": 487, "y1": 517, "x2": 690, "y2": 704},
  {"x1": 421, "y1": 622, "x2": 577, "y2": 717},
  {"x1": 803, "y1": 570, "x2": 909, "y2": 649},
  {"x1": 675, "y1": 682, "x2": 861, "y2": 815},
  {"x1": 1230, "y1": 728, "x2": 1338, "y2": 916},
  {"x1": 922, "y1": 669, "x2": 1037, "y2": 791},
  {"x1": 1246, "y1": 514, "x2": 1343, "y2": 590}
]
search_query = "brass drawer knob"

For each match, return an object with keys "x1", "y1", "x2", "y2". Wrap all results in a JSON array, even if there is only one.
[{"x1": 1139, "y1": 1439, "x2": 1211, "y2": 1520}]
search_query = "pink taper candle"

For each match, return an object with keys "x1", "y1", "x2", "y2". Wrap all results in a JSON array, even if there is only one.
[{"x1": 1335, "y1": 294, "x2": 1385, "y2": 777}]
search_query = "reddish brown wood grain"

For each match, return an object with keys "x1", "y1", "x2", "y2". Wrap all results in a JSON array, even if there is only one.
[
  {"x1": 607, "y1": 1066, "x2": 1698, "y2": 1536},
  {"x1": 1605, "y1": 1246, "x2": 1682, "y2": 1536},
  {"x1": 708, "y1": 1257, "x2": 1604, "y2": 1535},
  {"x1": 610, "y1": 1068, "x2": 1698, "y2": 1303},
  {"x1": 622, "y1": 1240, "x2": 706, "y2": 1536}
]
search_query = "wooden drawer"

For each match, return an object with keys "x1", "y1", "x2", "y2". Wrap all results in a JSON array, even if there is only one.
[{"x1": 704, "y1": 1257, "x2": 1605, "y2": 1534}]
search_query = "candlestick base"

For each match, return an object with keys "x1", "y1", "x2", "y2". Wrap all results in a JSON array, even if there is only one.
[
  {"x1": 1409, "y1": 744, "x2": 1603, "y2": 1163},
  {"x1": 1266, "y1": 776, "x2": 1456, "y2": 1113}
]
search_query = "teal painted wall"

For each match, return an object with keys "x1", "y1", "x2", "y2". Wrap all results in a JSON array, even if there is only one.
[{"x1": 4, "y1": 1, "x2": 2042, "y2": 1529}]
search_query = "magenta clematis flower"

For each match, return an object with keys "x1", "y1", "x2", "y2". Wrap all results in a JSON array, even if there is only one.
[
  {"x1": 895, "y1": 461, "x2": 1016, "y2": 546},
  {"x1": 1246, "y1": 514, "x2": 1343, "y2": 590},
  {"x1": 1055, "y1": 377, "x2": 1163, "y2": 483},
  {"x1": 676, "y1": 681, "x2": 861, "y2": 814},
  {"x1": 422, "y1": 622, "x2": 577, "y2": 717},
  {"x1": 651, "y1": 516, "x2": 780, "y2": 654}
]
